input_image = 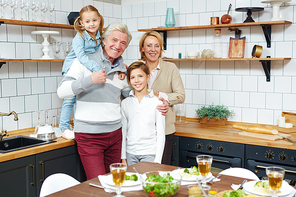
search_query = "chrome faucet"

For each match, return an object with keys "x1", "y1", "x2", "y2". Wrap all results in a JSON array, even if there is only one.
[
  {"x1": 0, "y1": 111, "x2": 18, "y2": 141},
  {"x1": 0, "y1": 130, "x2": 8, "y2": 141},
  {"x1": 0, "y1": 111, "x2": 18, "y2": 121}
]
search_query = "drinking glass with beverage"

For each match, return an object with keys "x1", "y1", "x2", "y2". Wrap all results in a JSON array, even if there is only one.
[
  {"x1": 266, "y1": 166, "x2": 285, "y2": 197},
  {"x1": 196, "y1": 155, "x2": 213, "y2": 186},
  {"x1": 110, "y1": 163, "x2": 127, "y2": 197}
]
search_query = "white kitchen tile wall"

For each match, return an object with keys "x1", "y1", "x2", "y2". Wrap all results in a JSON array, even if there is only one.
[
  {"x1": 206, "y1": 90, "x2": 219, "y2": 105},
  {"x1": 242, "y1": 108, "x2": 257, "y2": 123},
  {"x1": 17, "y1": 78, "x2": 31, "y2": 96},
  {"x1": 258, "y1": 109, "x2": 274, "y2": 124},
  {"x1": 25, "y1": 95, "x2": 38, "y2": 112},
  {"x1": 192, "y1": 61, "x2": 204, "y2": 73},
  {"x1": 10, "y1": 96, "x2": 24, "y2": 113},
  {"x1": 180, "y1": 0, "x2": 192, "y2": 14},
  {"x1": 250, "y1": 92, "x2": 265, "y2": 109},
  {"x1": 0, "y1": 0, "x2": 296, "y2": 131}
]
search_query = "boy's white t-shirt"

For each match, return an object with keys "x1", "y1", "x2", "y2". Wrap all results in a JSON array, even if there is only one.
[{"x1": 121, "y1": 90, "x2": 165, "y2": 164}]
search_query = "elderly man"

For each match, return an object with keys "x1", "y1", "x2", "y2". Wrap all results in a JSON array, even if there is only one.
[{"x1": 57, "y1": 22, "x2": 132, "y2": 180}]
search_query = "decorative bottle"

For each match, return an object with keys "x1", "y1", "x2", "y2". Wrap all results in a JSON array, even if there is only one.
[
  {"x1": 165, "y1": 8, "x2": 175, "y2": 27},
  {"x1": 213, "y1": 29, "x2": 223, "y2": 58}
]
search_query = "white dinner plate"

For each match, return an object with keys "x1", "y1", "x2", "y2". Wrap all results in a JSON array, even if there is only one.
[
  {"x1": 103, "y1": 172, "x2": 141, "y2": 187},
  {"x1": 243, "y1": 180, "x2": 293, "y2": 196},
  {"x1": 171, "y1": 168, "x2": 212, "y2": 182}
]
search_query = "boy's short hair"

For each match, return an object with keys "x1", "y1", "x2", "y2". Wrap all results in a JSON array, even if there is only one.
[{"x1": 127, "y1": 61, "x2": 150, "y2": 84}]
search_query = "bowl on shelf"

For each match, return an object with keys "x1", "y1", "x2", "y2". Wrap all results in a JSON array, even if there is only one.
[
  {"x1": 187, "y1": 51, "x2": 200, "y2": 59},
  {"x1": 141, "y1": 171, "x2": 182, "y2": 197}
]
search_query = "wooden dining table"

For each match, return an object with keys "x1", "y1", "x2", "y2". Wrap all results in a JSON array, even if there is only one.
[{"x1": 48, "y1": 162, "x2": 256, "y2": 197}]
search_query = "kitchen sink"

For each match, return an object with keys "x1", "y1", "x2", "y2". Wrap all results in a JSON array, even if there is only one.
[{"x1": 0, "y1": 136, "x2": 55, "y2": 153}]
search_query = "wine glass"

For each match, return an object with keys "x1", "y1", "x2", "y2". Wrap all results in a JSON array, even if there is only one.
[
  {"x1": 0, "y1": 0, "x2": 8, "y2": 18},
  {"x1": 19, "y1": 0, "x2": 24, "y2": 20},
  {"x1": 45, "y1": 110, "x2": 50, "y2": 126},
  {"x1": 48, "y1": 2, "x2": 54, "y2": 22},
  {"x1": 33, "y1": 0, "x2": 39, "y2": 21},
  {"x1": 40, "y1": 0, "x2": 47, "y2": 22},
  {"x1": 30, "y1": 0, "x2": 35, "y2": 21},
  {"x1": 9, "y1": 0, "x2": 16, "y2": 19},
  {"x1": 196, "y1": 155, "x2": 213, "y2": 186},
  {"x1": 266, "y1": 166, "x2": 285, "y2": 197},
  {"x1": 110, "y1": 163, "x2": 127, "y2": 197},
  {"x1": 52, "y1": 42, "x2": 61, "y2": 59},
  {"x1": 34, "y1": 110, "x2": 41, "y2": 134},
  {"x1": 22, "y1": 0, "x2": 29, "y2": 20},
  {"x1": 63, "y1": 42, "x2": 71, "y2": 55}
]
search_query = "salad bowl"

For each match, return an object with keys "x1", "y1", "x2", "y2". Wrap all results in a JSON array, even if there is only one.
[{"x1": 141, "y1": 171, "x2": 182, "y2": 197}]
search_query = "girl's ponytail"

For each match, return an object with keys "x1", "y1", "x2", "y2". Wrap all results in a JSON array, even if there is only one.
[{"x1": 74, "y1": 16, "x2": 85, "y2": 40}]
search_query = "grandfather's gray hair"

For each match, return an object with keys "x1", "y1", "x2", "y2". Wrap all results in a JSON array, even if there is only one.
[{"x1": 102, "y1": 22, "x2": 132, "y2": 47}]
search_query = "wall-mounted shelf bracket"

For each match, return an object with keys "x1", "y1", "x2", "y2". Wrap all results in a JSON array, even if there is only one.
[
  {"x1": 260, "y1": 56, "x2": 271, "y2": 82},
  {"x1": 0, "y1": 62, "x2": 6, "y2": 69},
  {"x1": 260, "y1": 24, "x2": 271, "y2": 48},
  {"x1": 156, "y1": 30, "x2": 167, "y2": 50}
]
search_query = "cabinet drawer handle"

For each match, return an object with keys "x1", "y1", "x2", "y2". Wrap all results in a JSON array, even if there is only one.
[
  {"x1": 255, "y1": 165, "x2": 266, "y2": 173},
  {"x1": 255, "y1": 165, "x2": 296, "y2": 174},
  {"x1": 213, "y1": 158, "x2": 232, "y2": 168},
  {"x1": 39, "y1": 161, "x2": 45, "y2": 183},
  {"x1": 186, "y1": 155, "x2": 232, "y2": 167},
  {"x1": 30, "y1": 164, "x2": 35, "y2": 186}
]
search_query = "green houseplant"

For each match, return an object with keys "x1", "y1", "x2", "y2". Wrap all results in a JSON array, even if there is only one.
[{"x1": 195, "y1": 104, "x2": 234, "y2": 125}]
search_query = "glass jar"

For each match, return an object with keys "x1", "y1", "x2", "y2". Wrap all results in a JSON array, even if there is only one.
[{"x1": 213, "y1": 29, "x2": 222, "y2": 58}]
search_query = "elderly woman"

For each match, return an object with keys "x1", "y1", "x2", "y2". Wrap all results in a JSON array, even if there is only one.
[
  {"x1": 57, "y1": 22, "x2": 132, "y2": 180},
  {"x1": 139, "y1": 31, "x2": 185, "y2": 165}
]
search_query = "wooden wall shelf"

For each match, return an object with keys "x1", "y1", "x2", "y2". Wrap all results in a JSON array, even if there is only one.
[
  {"x1": 0, "y1": 19, "x2": 70, "y2": 69},
  {"x1": 163, "y1": 57, "x2": 291, "y2": 82},
  {"x1": 138, "y1": 20, "x2": 292, "y2": 49},
  {"x1": 0, "y1": 19, "x2": 74, "y2": 29},
  {"x1": 163, "y1": 57, "x2": 291, "y2": 61},
  {"x1": 139, "y1": 21, "x2": 292, "y2": 81},
  {"x1": 0, "y1": 59, "x2": 64, "y2": 68},
  {"x1": 138, "y1": 20, "x2": 292, "y2": 32}
]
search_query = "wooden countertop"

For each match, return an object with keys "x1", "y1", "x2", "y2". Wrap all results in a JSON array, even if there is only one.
[
  {"x1": 0, "y1": 128, "x2": 76, "y2": 163},
  {"x1": 2, "y1": 120, "x2": 296, "y2": 163},
  {"x1": 175, "y1": 120, "x2": 296, "y2": 150}
]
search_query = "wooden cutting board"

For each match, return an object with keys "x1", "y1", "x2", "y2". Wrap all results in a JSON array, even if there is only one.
[
  {"x1": 228, "y1": 30, "x2": 245, "y2": 58},
  {"x1": 265, "y1": 111, "x2": 296, "y2": 133},
  {"x1": 238, "y1": 132, "x2": 291, "y2": 141},
  {"x1": 265, "y1": 125, "x2": 296, "y2": 133}
]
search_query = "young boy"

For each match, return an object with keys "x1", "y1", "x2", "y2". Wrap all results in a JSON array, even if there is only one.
[{"x1": 121, "y1": 61, "x2": 165, "y2": 165}]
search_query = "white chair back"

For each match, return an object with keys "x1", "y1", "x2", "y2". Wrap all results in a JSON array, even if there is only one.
[
  {"x1": 39, "y1": 173, "x2": 80, "y2": 197},
  {"x1": 220, "y1": 167, "x2": 260, "y2": 180}
]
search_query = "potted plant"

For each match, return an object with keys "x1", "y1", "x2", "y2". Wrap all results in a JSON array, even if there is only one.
[{"x1": 195, "y1": 104, "x2": 234, "y2": 125}]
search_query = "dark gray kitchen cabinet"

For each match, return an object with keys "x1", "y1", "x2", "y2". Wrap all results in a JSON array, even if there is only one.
[
  {"x1": 0, "y1": 155, "x2": 36, "y2": 197},
  {"x1": 179, "y1": 136, "x2": 244, "y2": 171},
  {"x1": 171, "y1": 136, "x2": 179, "y2": 166},
  {"x1": 0, "y1": 145, "x2": 86, "y2": 197}
]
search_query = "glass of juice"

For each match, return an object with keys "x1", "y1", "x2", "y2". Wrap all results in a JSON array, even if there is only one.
[
  {"x1": 196, "y1": 155, "x2": 213, "y2": 186},
  {"x1": 266, "y1": 166, "x2": 285, "y2": 197},
  {"x1": 110, "y1": 163, "x2": 127, "y2": 197}
]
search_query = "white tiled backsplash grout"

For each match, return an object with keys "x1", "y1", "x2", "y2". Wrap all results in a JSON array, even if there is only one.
[{"x1": 0, "y1": 0, "x2": 296, "y2": 131}]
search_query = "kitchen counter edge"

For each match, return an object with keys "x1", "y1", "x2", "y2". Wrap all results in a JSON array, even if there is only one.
[
  {"x1": 0, "y1": 127, "x2": 76, "y2": 163},
  {"x1": 174, "y1": 119, "x2": 296, "y2": 150}
]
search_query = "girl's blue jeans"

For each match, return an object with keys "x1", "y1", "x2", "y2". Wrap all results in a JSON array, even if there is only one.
[{"x1": 59, "y1": 95, "x2": 76, "y2": 130}]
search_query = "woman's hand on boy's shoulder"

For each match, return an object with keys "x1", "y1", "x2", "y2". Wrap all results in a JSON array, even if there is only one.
[
  {"x1": 91, "y1": 69, "x2": 107, "y2": 84},
  {"x1": 157, "y1": 97, "x2": 169, "y2": 116}
]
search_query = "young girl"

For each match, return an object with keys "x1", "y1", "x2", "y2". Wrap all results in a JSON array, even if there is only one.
[
  {"x1": 121, "y1": 61, "x2": 165, "y2": 165},
  {"x1": 60, "y1": 5, "x2": 124, "y2": 134}
]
